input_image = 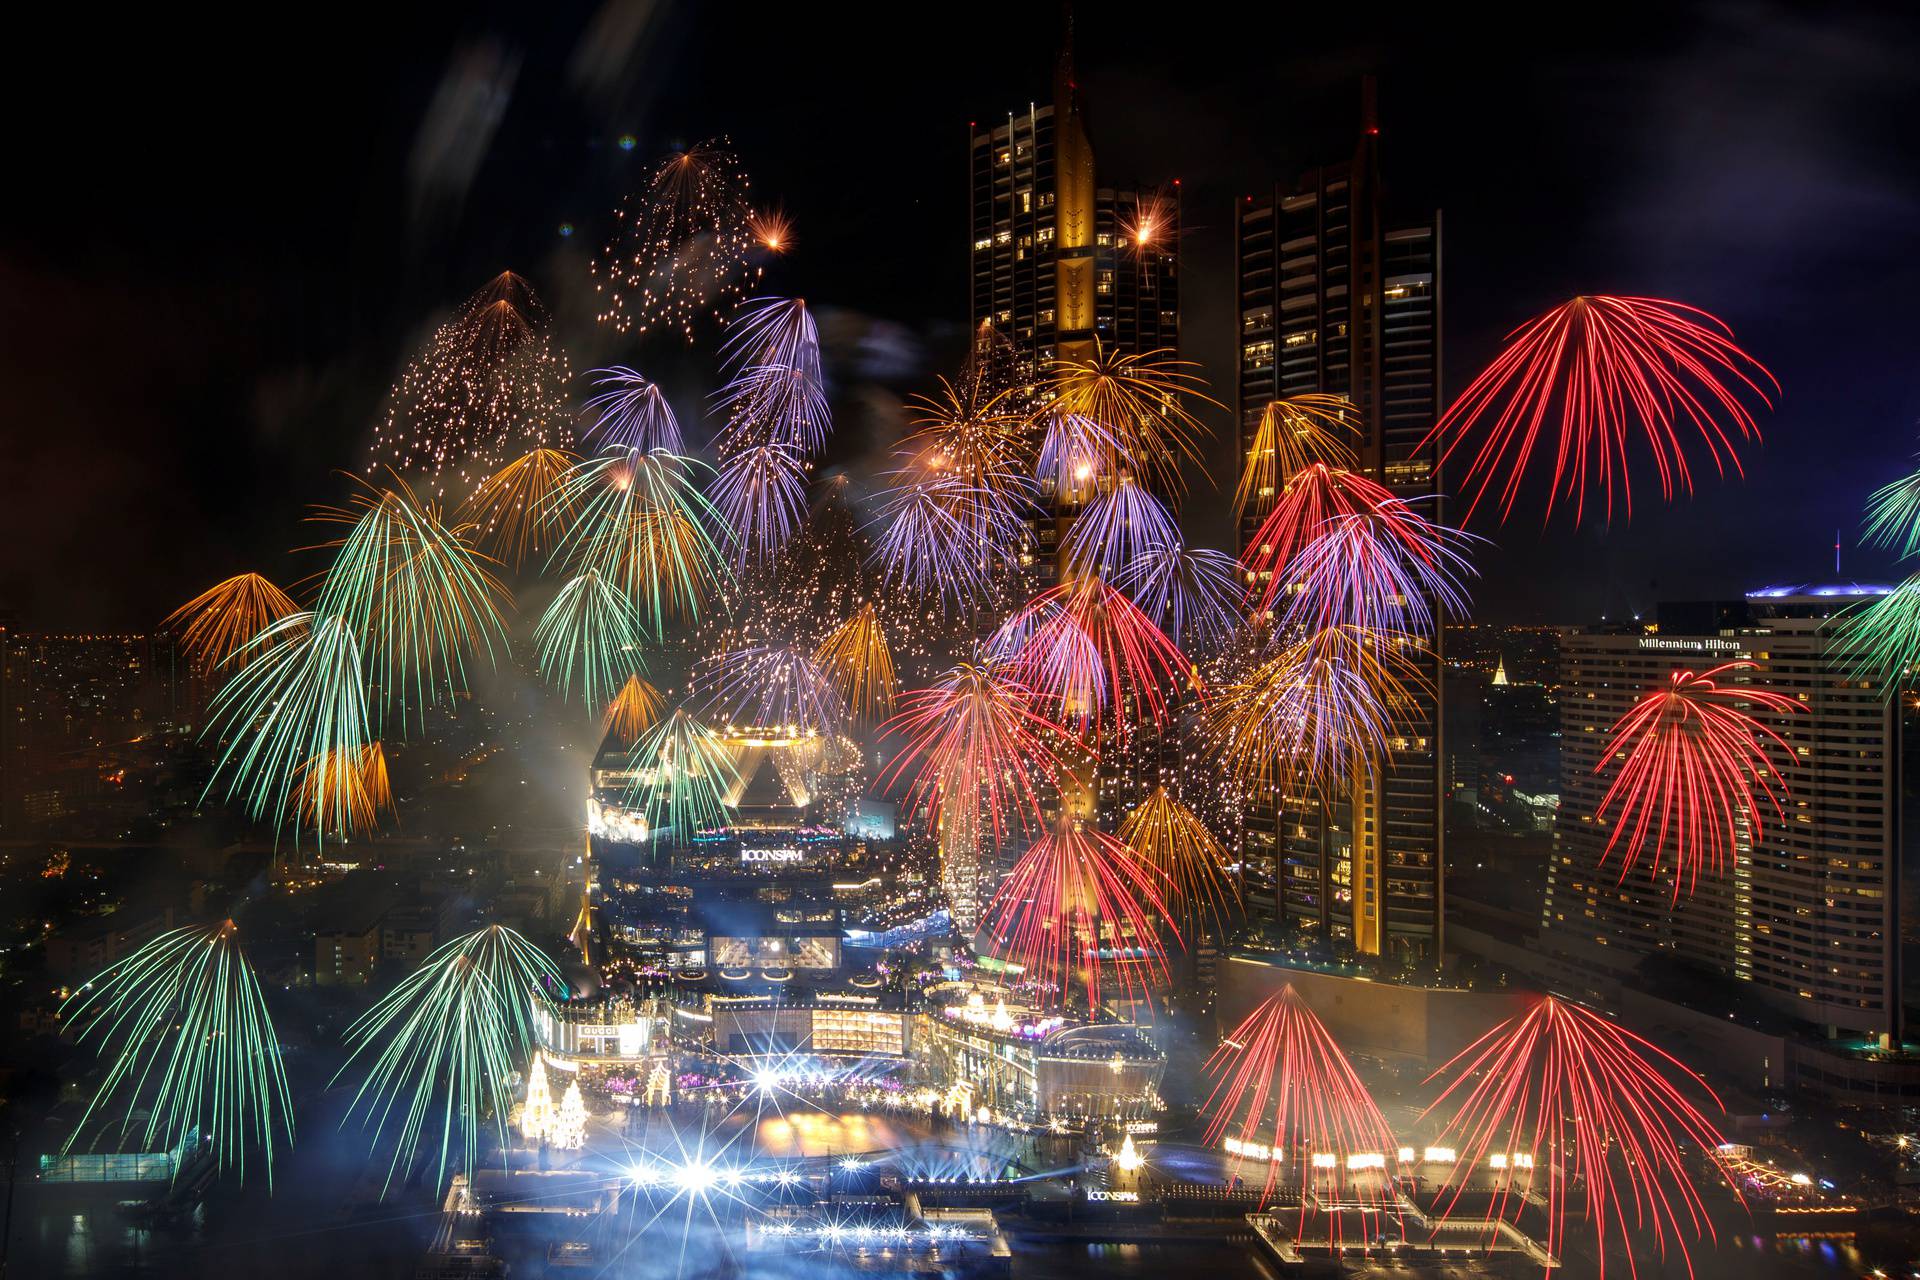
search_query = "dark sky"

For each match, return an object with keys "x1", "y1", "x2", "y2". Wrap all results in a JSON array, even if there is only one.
[{"x1": 5, "y1": 1, "x2": 1918, "y2": 628}]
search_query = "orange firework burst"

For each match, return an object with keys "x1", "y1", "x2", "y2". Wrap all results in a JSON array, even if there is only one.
[
  {"x1": 292, "y1": 742, "x2": 393, "y2": 837},
  {"x1": 163, "y1": 573, "x2": 300, "y2": 672},
  {"x1": 1422, "y1": 995, "x2": 1739, "y2": 1279},
  {"x1": 1203, "y1": 986, "x2": 1399, "y2": 1234},
  {"x1": 813, "y1": 603, "x2": 897, "y2": 725},
  {"x1": 1595, "y1": 660, "x2": 1798, "y2": 899},
  {"x1": 1234, "y1": 395, "x2": 1360, "y2": 519},
  {"x1": 602, "y1": 674, "x2": 664, "y2": 743},
  {"x1": 1043, "y1": 341, "x2": 1219, "y2": 495},
  {"x1": 748, "y1": 207, "x2": 793, "y2": 253},
  {"x1": 979, "y1": 817, "x2": 1176, "y2": 1010},
  {"x1": 1117, "y1": 786, "x2": 1238, "y2": 933},
  {"x1": 460, "y1": 447, "x2": 578, "y2": 568}
]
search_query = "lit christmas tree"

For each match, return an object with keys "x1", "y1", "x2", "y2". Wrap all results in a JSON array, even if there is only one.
[
  {"x1": 521, "y1": 1053, "x2": 553, "y2": 1142},
  {"x1": 552, "y1": 1079, "x2": 589, "y2": 1150}
]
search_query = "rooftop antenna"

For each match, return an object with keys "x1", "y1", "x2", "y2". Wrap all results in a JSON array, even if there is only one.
[{"x1": 1836, "y1": 527, "x2": 1842, "y2": 576}]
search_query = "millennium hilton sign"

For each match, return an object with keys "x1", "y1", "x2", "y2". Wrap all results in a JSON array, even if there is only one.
[{"x1": 1636, "y1": 637, "x2": 1743, "y2": 654}]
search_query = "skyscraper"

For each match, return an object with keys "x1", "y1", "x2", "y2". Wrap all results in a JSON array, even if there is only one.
[
  {"x1": 966, "y1": 50, "x2": 1180, "y2": 382},
  {"x1": 1543, "y1": 583, "x2": 1903, "y2": 1043},
  {"x1": 1233, "y1": 87, "x2": 1445, "y2": 961}
]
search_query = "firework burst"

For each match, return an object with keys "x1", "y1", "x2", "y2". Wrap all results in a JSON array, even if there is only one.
[
  {"x1": 336, "y1": 925, "x2": 565, "y2": 1193},
  {"x1": 1594, "y1": 661, "x2": 1797, "y2": 899},
  {"x1": 717, "y1": 296, "x2": 830, "y2": 455},
  {"x1": 461, "y1": 447, "x2": 578, "y2": 568},
  {"x1": 1424, "y1": 295, "x2": 1777, "y2": 526},
  {"x1": 879, "y1": 660, "x2": 1074, "y2": 845},
  {"x1": 1113, "y1": 541, "x2": 1243, "y2": 655},
  {"x1": 868, "y1": 474, "x2": 1028, "y2": 610},
  {"x1": 369, "y1": 271, "x2": 572, "y2": 496},
  {"x1": 1118, "y1": 786, "x2": 1238, "y2": 933},
  {"x1": 592, "y1": 142, "x2": 759, "y2": 340},
  {"x1": 1837, "y1": 574, "x2": 1920, "y2": 690},
  {"x1": 63, "y1": 922, "x2": 293, "y2": 1186},
  {"x1": 1202, "y1": 986, "x2": 1398, "y2": 1227},
  {"x1": 1209, "y1": 626, "x2": 1427, "y2": 796},
  {"x1": 583, "y1": 368, "x2": 686, "y2": 453},
  {"x1": 1241, "y1": 462, "x2": 1401, "y2": 613},
  {"x1": 552, "y1": 448, "x2": 730, "y2": 635},
  {"x1": 813, "y1": 603, "x2": 897, "y2": 725},
  {"x1": 1034, "y1": 412, "x2": 1122, "y2": 506},
  {"x1": 1234, "y1": 395, "x2": 1360, "y2": 517},
  {"x1": 205, "y1": 612, "x2": 368, "y2": 843},
  {"x1": 1060, "y1": 478, "x2": 1181, "y2": 579},
  {"x1": 1281, "y1": 504, "x2": 1479, "y2": 638},
  {"x1": 711, "y1": 441, "x2": 810, "y2": 568},
  {"x1": 1422, "y1": 995, "x2": 1738, "y2": 1279},
  {"x1": 696, "y1": 644, "x2": 844, "y2": 734},
  {"x1": 979, "y1": 817, "x2": 1175, "y2": 1010},
  {"x1": 625, "y1": 709, "x2": 741, "y2": 844},
  {"x1": 1044, "y1": 341, "x2": 1216, "y2": 495},
  {"x1": 291, "y1": 741, "x2": 393, "y2": 838},
  {"x1": 604, "y1": 673, "x2": 665, "y2": 743},
  {"x1": 535, "y1": 569, "x2": 650, "y2": 711},
  {"x1": 308, "y1": 474, "x2": 509, "y2": 730},
  {"x1": 1863, "y1": 459, "x2": 1920, "y2": 562},
  {"x1": 163, "y1": 573, "x2": 300, "y2": 674},
  {"x1": 992, "y1": 576, "x2": 1194, "y2": 732}
]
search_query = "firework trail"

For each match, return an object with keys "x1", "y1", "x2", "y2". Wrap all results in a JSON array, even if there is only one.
[
  {"x1": 711, "y1": 441, "x2": 810, "y2": 568},
  {"x1": 991, "y1": 576, "x2": 1193, "y2": 732},
  {"x1": 624, "y1": 709, "x2": 741, "y2": 844},
  {"x1": 1836, "y1": 573, "x2": 1920, "y2": 691},
  {"x1": 1060, "y1": 478, "x2": 1181, "y2": 580},
  {"x1": 603, "y1": 673, "x2": 665, "y2": 743},
  {"x1": 1595, "y1": 660, "x2": 1797, "y2": 899},
  {"x1": 1423, "y1": 295, "x2": 1776, "y2": 526},
  {"x1": 696, "y1": 644, "x2": 845, "y2": 734},
  {"x1": 1118, "y1": 786, "x2": 1239, "y2": 934},
  {"x1": 1044, "y1": 341, "x2": 1216, "y2": 495},
  {"x1": 1240, "y1": 462, "x2": 1401, "y2": 613},
  {"x1": 813, "y1": 603, "x2": 898, "y2": 725},
  {"x1": 717, "y1": 296, "x2": 830, "y2": 455},
  {"x1": 535, "y1": 568, "x2": 650, "y2": 711},
  {"x1": 1113, "y1": 540, "x2": 1244, "y2": 655},
  {"x1": 1234, "y1": 395, "x2": 1360, "y2": 518},
  {"x1": 292, "y1": 741, "x2": 393, "y2": 837},
  {"x1": 461, "y1": 447, "x2": 578, "y2": 568},
  {"x1": 1281, "y1": 504, "x2": 1479, "y2": 638},
  {"x1": 63, "y1": 922, "x2": 294, "y2": 1187}
]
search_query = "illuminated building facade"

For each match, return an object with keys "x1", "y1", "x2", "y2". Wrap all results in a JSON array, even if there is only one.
[
  {"x1": 533, "y1": 994, "x2": 655, "y2": 1063},
  {"x1": 914, "y1": 985, "x2": 1164, "y2": 1124},
  {"x1": 1543, "y1": 583, "x2": 1902, "y2": 1042},
  {"x1": 672, "y1": 985, "x2": 914, "y2": 1060},
  {"x1": 1233, "y1": 86, "x2": 1445, "y2": 961}
]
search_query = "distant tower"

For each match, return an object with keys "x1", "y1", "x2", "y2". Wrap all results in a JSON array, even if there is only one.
[{"x1": 1491, "y1": 656, "x2": 1509, "y2": 687}]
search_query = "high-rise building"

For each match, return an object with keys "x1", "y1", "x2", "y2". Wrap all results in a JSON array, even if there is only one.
[
  {"x1": 1233, "y1": 87, "x2": 1445, "y2": 961},
  {"x1": 1542, "y1": 582, "x2": 1903, "y2": 1043},
  {"x1": 966, "y1": 50, "x2": 1180, "y2": 382}
]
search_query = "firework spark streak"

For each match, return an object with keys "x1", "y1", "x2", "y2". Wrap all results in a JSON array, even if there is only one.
[
  {"x1": 717, "y1": 297, "x2": 830, "y2": 455},
  {"x1": 1209, "y1": 626, "x2": 1426, "y2": 796},
  {"x1": 460, "y1": 447, "x2": 578, "y2": 568},
  {"x1": 624, "y1": 709, "x2": 740, "y2": 844},
  {"x1": 292, "y1": 741, "x2": 393, "y2": 837},
  {"x1": 1594, "y1": 661, "x2": 1797, "y2": 899},
  {"x1": 63, "y1": 922, "x2": 293, "y2": 1186},
  {"x1": 696, "y1": 644, "x2": 844, "y2": 733},
  {"x1": 1060, "y1": 479, "x2": 1181, "y2": 579},
  {"x1": 163, "y1": 573, "x2": 300, "y2": 673},
  {"x1": 1113, "y1": 541, "x2": 1243, "y2": 654},
  {"x1": 1234, "y1": 395, "x2": 1360, "y2": 517},
  {"x1": 604, "y1": 673, "x2": 665, "y2": 742},
  {"x1": 979, "y1": 818, "x2": 1176, "y2": 1010},
  {"x1": 205, "y1": 612, "x2": 368, "y2": 844},
  {"x1": 593, "y1": 142, "x2": 759, "y2": 340},
  {"x1": 1423, "y1": 295, "x2": 1777, "y2": 526},
  {"x1": 992, "y1": 577, "x2": 1194, "y2": 731},
  {"x1": 1421, "y1": 995, "x2": 1739, "y2": 1279},
  {"x1": 336, "y1": 926, "x2": 565, "y2": 1193},
  {"x1": 1240, "y1": 463, "x2": 1402, "y2": 612},
  {"x1": 1117, "y1": 786, "x2": 1238, "y2": 933},
  {"x1": 711, "y1": 442, "x2": 810, "y2": 567},
  {"x1": 813, "y1": 603, "x2": 897, "y2": 724},
  {"x1": 1201, "y1": 986, "x2": 1398, "y2": 1229},
  {"x1": 878, "y1": 661, "x2": 1074, "y2": 846},
  {"x1": 1044, "y1": 342, "x2": 1217, "y2": 496},
  {"x1": 1281, "y1": 504, "x2": 1479, "y2": 639},
  {"x1": 1837, "y1": 574, "x2": 1920, "y2": 690},
  {"x1": 368, "y1": 271, "x2": 572, "y2": 496},
  {"x1": 584, "y1": 368, "x2": 686, "y2": 453},
  {"x1": 868, "y1": 476, "x2": 1027, "y2": 610},
  {"x1": 552, "y1": 448, "x2": 731, "y2": 636},
  {"x1": 535, "y1": 569, "x2": 650, "y2": 711},
  {"x1": 309, "y1": 474, "x2": 509, "y2": 731},
  {"x1": 1035, "y1": 412, "x2": 1121, "y2": 504},
  {"x1": 1864, "y1": 460, "x2": 1920, "y2": 562}
]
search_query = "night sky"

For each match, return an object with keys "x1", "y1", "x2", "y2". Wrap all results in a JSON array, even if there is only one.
[{"x1": 6, "y1": 1, "x2": 1918, "y2": 628}]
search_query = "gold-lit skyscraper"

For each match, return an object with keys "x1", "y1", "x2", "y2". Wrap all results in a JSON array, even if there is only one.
[{"x1": 1234, "y1": 85, "x2": 1446, "y2": 962}]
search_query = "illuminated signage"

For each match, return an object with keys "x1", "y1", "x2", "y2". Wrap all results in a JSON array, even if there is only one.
[
  {"x1": 1086, "y1": 1190, "x2": 1139, "y2": 1202},
  {"x1": 1636, "y1": 637, "x2": 1741, "y2": 653},
  {"x1": 741, "y1": 847, "x2": 804, "y2": 864}
]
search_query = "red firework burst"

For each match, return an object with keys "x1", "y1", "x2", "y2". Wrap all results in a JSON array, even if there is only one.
[
  {"x1": 1421, "y1": 995, "x2": 1739, "y2": 1280},
  {"x1": 979, "y1": 818, "x2": 1175, "y2": 1010},
  {"x1": 1241, "y1": 463, "x2": 1398, "y2": 612},
  {"x1": 1202, "y1": 986, "x2": 1400, "y2": 1237},
  {"x1": 1595, "y1": 660, "x2": 1797, "y2": 899},
  {"x1": 1423, "y1": 295, "x2": 1777, "y2": 526},
  {"x1": 878, "y1": 661, "x2": 1076, "y2": 846},
  {"x1": 992, "y1": 576, "x2": 1195, "y2": 732}
]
